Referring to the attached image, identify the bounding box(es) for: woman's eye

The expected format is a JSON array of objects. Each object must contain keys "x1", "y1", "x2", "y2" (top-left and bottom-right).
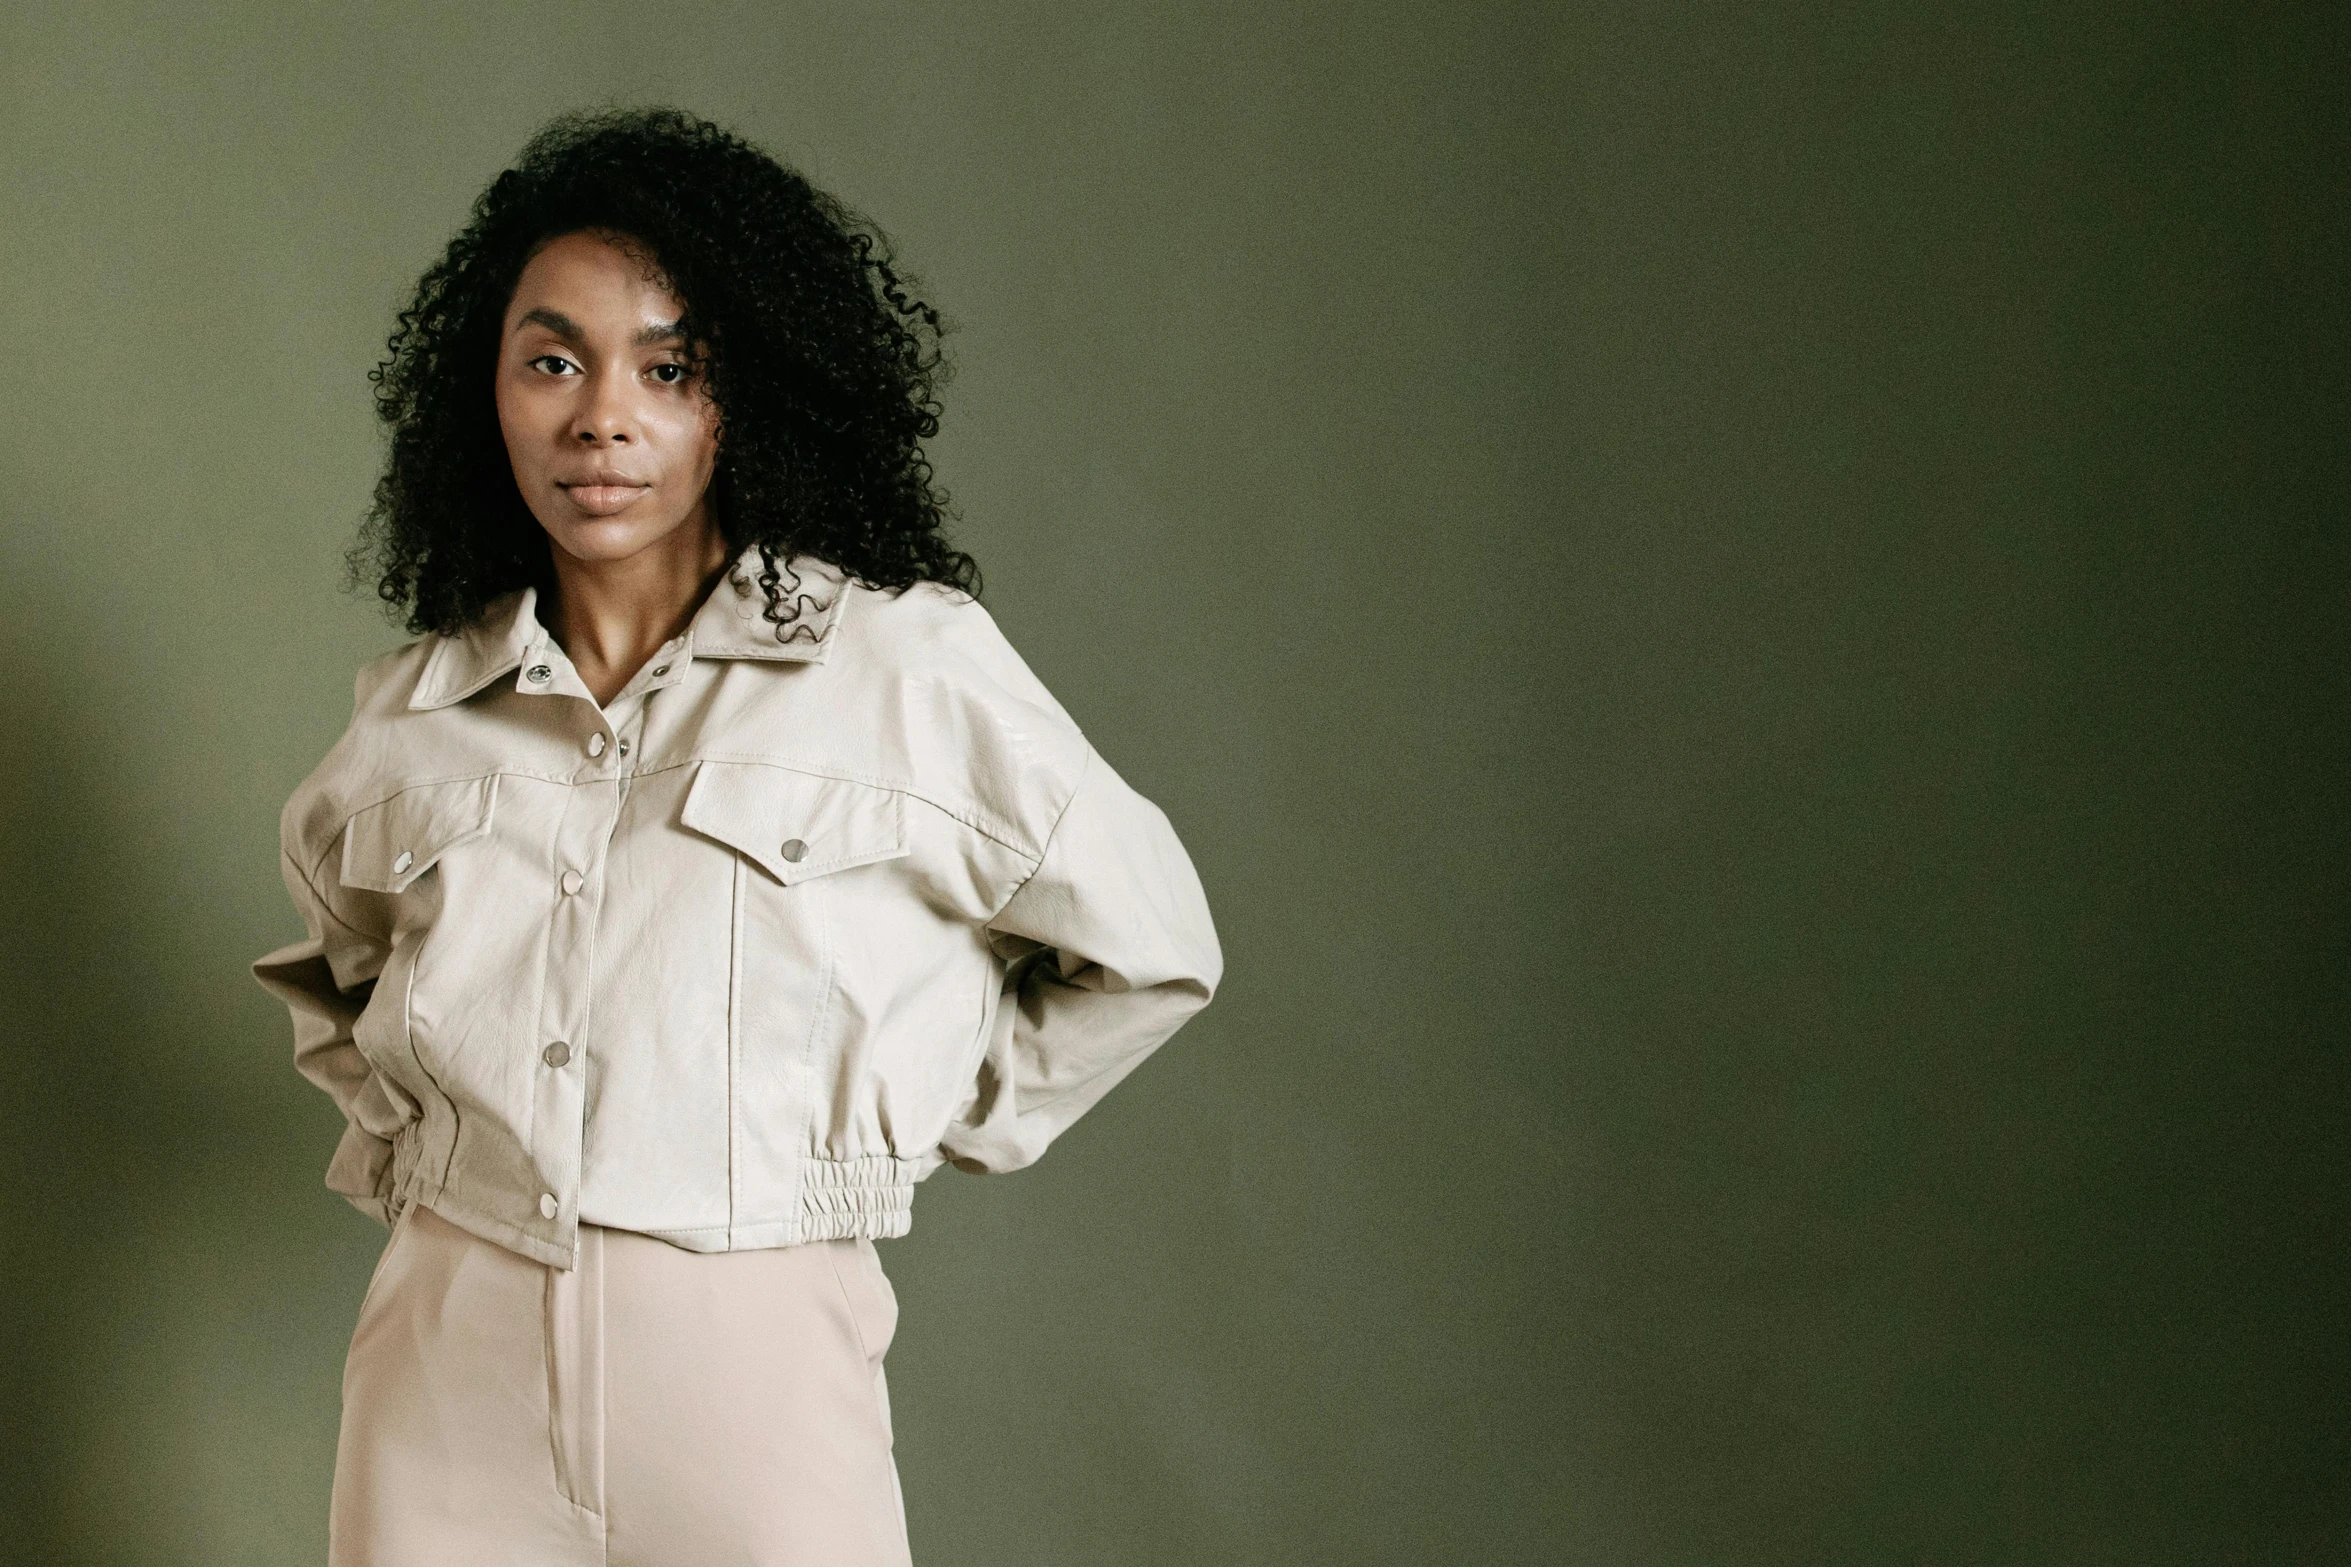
[
  {"x1": 649, "y1": 363, "x2": 687, "y2": 385},
  {"x1": 530, "y1": 355, "x2": 576, "y2": 375}
]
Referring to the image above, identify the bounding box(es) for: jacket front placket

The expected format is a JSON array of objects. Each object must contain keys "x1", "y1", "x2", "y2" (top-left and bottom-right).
[{"x1": 517, "y1": 643, "x2": 625, "y2": 1265}]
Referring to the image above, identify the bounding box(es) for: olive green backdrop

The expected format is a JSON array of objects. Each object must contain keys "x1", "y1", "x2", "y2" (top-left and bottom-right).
[{"x1": 2, "y1": 3, "x2": 2343, "y2": 1562}]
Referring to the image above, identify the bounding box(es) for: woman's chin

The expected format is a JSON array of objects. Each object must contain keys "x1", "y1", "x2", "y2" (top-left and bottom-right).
[{"x1": 540, "y1": 513, "x2": 680, "y2": 566}]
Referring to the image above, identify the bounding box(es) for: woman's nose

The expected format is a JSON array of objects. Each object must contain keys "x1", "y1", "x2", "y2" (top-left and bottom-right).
[{"x1": 573, "y1": 370, "x2": 637, "y2": 443}]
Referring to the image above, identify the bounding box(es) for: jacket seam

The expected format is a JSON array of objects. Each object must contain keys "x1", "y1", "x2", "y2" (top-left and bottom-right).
[
  {"x1": 902, "y1": 791, "x2": 1040, "y2": 864},
  {"x1": 690, "y1": 751, "x2": 1050, "y2": 861},
  {"x1": 298, "y1": 771, "x2": 506, "y2": 888},
  {"x1": 789, "y1": 872, "x2": 841, "y2": 1245},
  {"x1": 401, "y1": 883, "x2": 461, "y2": 1196},
  {"x1": 314, "y1": 759, "x2": 1054, "y2": 868},
  {"x1": 287, "y1": 844, "x2": 376, "y2": 953},
  {"x1": 726, "y1": 856, "x2": 745, "y2": 1238},
  {"x1": 985, "y1": 743, "x2": 1098, "y2": 923}
]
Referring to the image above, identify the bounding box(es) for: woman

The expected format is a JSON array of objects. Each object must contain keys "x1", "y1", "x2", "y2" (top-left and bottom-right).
[{"x1": 252, "y1": 108, "x2": 1220, "y2": 1566}]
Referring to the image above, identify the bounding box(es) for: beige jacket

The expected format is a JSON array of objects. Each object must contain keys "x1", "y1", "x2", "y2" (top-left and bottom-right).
[{"x1": 253, "y1": 551, "x2": 1219, "y2": 1268}]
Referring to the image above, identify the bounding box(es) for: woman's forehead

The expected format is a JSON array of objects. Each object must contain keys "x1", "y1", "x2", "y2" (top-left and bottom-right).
[{"x1": 508, "y1": 230, "x2": 685, "y2": 330}]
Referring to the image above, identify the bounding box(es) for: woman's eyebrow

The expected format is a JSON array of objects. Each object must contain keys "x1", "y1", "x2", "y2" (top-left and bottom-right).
[
  {"x1": 516, "y1": 307, "x2": 581, "y2": 337},
  {"x1": 512, "y1": 308, "x2": 681, "y2": 345}
]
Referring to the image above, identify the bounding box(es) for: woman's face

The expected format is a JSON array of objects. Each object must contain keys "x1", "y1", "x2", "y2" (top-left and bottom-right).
[{"x1": 495, "y1": 230, "x2": 721, "y2": 568}]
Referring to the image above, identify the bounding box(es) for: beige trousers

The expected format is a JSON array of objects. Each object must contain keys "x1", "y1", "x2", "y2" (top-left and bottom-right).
[{"x1": 330, "y1": 1203, "x2": 913, "y2": 1566}]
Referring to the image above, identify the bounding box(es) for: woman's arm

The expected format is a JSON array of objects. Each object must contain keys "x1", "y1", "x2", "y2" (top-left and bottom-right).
[
  {"x1": 252, "y1": 848, "x2": 417, "y2": 1225},
  {"x1": 934, "y1": 745, "x2": 1222, "y2": 1175}
]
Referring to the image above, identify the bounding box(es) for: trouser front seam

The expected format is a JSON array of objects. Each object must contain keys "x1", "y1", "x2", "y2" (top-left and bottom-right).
[{"x1": 545, "y1": 1223, "x2": 608, "y2": 1525}]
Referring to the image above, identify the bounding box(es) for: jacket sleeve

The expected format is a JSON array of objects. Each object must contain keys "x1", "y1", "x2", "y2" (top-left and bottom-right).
[
  {"x1": 932, "y1": 746, "x2": 1221, "y2": 1175},
  {"x1": 251, "y1": 847, "x2": 417, "y2": 1226}
]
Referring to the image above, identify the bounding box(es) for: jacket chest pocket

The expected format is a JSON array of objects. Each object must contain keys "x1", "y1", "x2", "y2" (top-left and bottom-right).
[
  {"x1": 681, "y1": 762, "x2": 909, "y2": 887},
  {"x1": 339, "y1": 775, "x2": 500, "y2": 895}
]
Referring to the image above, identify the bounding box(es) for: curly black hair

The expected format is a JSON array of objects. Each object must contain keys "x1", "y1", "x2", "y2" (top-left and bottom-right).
[{"x1": 353, "y1": 107, "x2": 976, "y2": 638}]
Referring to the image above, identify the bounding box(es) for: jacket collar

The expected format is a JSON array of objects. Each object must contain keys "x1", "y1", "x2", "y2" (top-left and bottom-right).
[{"x1": 408, "y1": 548, "x2": 847, "y2": 711}]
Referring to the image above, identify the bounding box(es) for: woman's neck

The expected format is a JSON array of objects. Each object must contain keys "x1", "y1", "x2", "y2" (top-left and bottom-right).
[{"x1": 542, "y1": 519, "x2": 732, "y2": 707}]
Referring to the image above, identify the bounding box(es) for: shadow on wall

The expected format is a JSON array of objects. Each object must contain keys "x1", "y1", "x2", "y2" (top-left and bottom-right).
[{"x1": 0, "y1": 544, "x2": 374, "y2": 1564}]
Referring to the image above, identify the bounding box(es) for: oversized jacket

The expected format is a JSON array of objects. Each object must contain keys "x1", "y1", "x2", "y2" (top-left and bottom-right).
[{"x1": 252, "y1": 550, "x2": 1220, "y2": 1269}]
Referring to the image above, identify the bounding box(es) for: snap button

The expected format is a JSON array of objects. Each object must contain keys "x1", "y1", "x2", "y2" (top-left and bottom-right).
[
  {"x1": 526, "y1": 664, "x2": 552, "y2": 684},
  {"x1": 542, "y1": 1041, "x2": 571, "y2": 1068},
  {"x1": 587, "y1": 733, "x2": 607, "y2": 757},
  {"x1": 780, "y1": 838, "x2": 808, "y2": 863},
  {"x1": 560, "y1": 870, "x2": 584, "y2": 896},
  {"x1": 539, "y1": 1193, "x2": 559, "y2": 1219},
  {"x1": 392, "y1": 851, "x2": 413, "y2": 874},
  {"x1": 617, "y1": 740, "x2": 631, "y2": 758},
  {"x1": 652, "y1": 665, "x2": 669, "y2": 677}
]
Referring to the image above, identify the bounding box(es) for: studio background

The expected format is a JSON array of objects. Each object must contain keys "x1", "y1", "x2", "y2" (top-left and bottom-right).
[{"x1": 2, "y1": 4, "x2": 2344, "y2": 1563}]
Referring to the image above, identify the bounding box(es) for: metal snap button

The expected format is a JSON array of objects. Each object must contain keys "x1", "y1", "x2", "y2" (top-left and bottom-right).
[
  {"x1": 587, "y1": 733, "x2": 607, "y2": 757},
  {"x1": 780, "y1": 838, "x2": 808, "y2": 863},
  {"x1": 542, "y1": 1041, "x2": 571, "y2": 1068},
  {"x1": 651, "y1": 665, "x2": 669, "y2": 677},
  {"x1": 540, "y1": 1193, "x2": 559, "y2": 1219},
  {"x1": 526, "y1": 664, "x2": 552, "y2": 684},
  {"x1": 560, "y1": 870, "x2": 584, "y2": 896},
  {"x1": 392, "y1": 851, "x2": 413, "y2": 874}
]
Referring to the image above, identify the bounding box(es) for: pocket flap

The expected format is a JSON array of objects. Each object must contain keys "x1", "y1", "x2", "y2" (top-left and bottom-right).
[
  {"x1": 340, "y1": 775, "x2": 499, "y2": 894},
  {"x1": 682, "y1": 761, "x2": 908, "y2": 886}
]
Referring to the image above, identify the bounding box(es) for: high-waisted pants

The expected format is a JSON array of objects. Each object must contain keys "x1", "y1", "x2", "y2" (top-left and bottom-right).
[{"x1": 329, "y1": 1202, "x2": 914, "y2": 1566}]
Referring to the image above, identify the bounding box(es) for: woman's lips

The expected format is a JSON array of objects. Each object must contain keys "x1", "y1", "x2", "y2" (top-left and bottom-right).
[{"x1": 561, "y1": 483, "x2": 650, "y2": 517}]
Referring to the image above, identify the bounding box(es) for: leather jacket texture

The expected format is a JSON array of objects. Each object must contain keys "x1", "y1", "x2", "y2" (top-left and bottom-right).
[{"x1": 253, "y1": 550, "x2": 1220, "y2": 1268}]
